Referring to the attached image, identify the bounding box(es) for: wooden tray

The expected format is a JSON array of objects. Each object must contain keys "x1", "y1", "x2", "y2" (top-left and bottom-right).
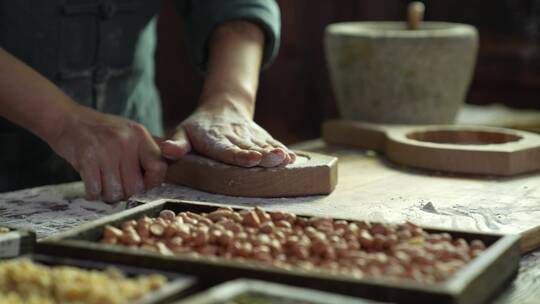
[
  {"x1": 38, "y1": 200, "x2": 520, "y2": 304},
  {"x1": 0, "y1": 226, "x2": 36, "y2": 258},
  {"x1": 6, "y1": 254, "x2": 198, "y2": 304},
  {"x1": 175, "y1": 279, "x2": 377, "y2": 304}
]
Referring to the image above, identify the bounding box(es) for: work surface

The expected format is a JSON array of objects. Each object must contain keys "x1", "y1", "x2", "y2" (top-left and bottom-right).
[{"x1": 1, "y1": 140, "x2": 539, "y2": 303}]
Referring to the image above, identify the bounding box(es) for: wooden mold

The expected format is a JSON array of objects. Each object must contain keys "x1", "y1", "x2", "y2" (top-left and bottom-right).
[
  {"x1": 38, "y1": 200, "x2": 520, "y2": 304},
  {"x1": 323, "y1": 120, "x2": 540, "y2": 176},
  {"x1": 165, "y1": 151, "x2": 338, "y2": 197}
]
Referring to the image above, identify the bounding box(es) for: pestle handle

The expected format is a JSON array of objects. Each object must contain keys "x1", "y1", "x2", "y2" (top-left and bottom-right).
[{"x1": 407, "y1": 1, "x2": 425, "y2": 30}]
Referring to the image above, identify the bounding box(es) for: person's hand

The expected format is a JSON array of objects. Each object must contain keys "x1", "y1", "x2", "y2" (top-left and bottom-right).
[
  {"x1": 48, "y1": 104, "x2": 167, "y2": 202},
  {"x1": 160, "y1": 102, "x2": 296, "y2": 168},
  {"x1": 160, "y1": 20, "x2": 295, "y2": 168}
]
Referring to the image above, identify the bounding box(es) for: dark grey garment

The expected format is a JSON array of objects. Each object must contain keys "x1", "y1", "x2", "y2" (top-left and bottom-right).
[{"x1": 0, "y1": 0, "x2": 281, "y2": 192}]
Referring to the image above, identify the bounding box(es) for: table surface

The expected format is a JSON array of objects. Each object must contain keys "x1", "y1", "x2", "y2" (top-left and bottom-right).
[{"x1": 1, "y1": 138, "x2": 540, "y2": 303}]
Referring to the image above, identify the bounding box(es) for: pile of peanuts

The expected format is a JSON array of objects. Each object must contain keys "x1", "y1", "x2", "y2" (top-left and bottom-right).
[
  {"x1": 0, "y1": 259, "x2": 166, "y2": 304},
  {"x1": 101, "y1": 207, "x2": 487, "y2": 283}
]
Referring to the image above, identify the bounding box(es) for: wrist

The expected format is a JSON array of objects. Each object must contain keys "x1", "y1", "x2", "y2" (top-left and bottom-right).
[
  {"x1": 35, "y1": 100, "x2": 81, "y2": 145},
  {"x1": 198, "y1": 89, "x2": 255, "y2": 118}
]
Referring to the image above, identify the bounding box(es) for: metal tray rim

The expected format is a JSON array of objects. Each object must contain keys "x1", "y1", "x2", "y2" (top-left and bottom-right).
[{"x1": 38, "y1": 199, "x2": 521, "y2": 303}]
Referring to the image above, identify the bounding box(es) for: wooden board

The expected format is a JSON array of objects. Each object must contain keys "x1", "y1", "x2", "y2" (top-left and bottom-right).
[
  {"x1": 38, "y1": 200, "x2": 520, "y2": 304},
  {"x1": 322, "y1": 119, "x2": 540, "y2": 176},
  {"x1": 165, "y1": 151, "x2": 338, "y2": 197}
]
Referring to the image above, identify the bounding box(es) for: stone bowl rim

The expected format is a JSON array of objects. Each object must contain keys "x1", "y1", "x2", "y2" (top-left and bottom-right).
[{"x1": 325, "y1": 21, "x2": 477, "y2": 38}]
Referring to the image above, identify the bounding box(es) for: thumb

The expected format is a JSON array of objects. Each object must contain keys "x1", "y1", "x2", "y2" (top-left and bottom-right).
[{"x1": 160, "y1": 127, "x2": 192, "y2": 160}]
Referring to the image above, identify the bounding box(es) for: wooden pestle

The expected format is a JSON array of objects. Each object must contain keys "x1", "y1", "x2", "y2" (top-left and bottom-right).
[{"x1": 407, "y1": 1, "x2": 425, "y2": 30}]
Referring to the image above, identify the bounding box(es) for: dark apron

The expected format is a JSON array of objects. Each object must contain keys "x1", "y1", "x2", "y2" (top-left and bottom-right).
[{"x1": 0, "y1": 0, "x2": 161, "y2": 192}]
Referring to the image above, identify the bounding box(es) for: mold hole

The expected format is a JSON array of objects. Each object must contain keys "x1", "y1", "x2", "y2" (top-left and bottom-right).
[{"x1": 406, "y1": 130, "x2": 522, "y2": 145}]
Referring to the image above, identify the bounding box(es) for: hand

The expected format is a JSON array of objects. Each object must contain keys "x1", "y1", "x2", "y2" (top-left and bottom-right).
[
  {"x1": 159, "y1": 20, "x2": 294, "y2": 167},
  {"x1": 160, "y1": 103, "x2": 296, "y2": 168},
  {"x1": 48, "y1": 104, "x2": 167, "y2": 202}
]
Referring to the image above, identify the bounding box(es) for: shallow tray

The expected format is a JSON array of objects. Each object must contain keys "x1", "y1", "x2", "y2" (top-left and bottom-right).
[
  {"x1": 0, "y1": 226, "x2": 36, "y2": 258},
  {"x1": 175, "y1": 278, "x2": 378, "y2": 304},
  {"x1": 4, "y1": 253, "x2": 197, "y2": 304},
  {"x1": 38, "y1": 200, "x2": 520, "y2": 304}
]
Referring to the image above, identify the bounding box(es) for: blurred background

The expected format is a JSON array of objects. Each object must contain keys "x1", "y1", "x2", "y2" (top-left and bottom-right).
[{"x1": 156, "y1": 0, "x2": 540, "y2": 144}]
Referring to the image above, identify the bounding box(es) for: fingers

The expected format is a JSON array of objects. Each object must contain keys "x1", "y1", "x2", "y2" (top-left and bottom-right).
[
  {"x1": 100, "y1": 160, "x2": 124, "y2": 203},
  {"x1": 227, "y1": 135, "x2": 287, "y2": 167},
  {"x1": 136, "y1": 125, "x2": 167, "y2": 190},
  {"x1": 257, "y1": 148, "x2": 287, "y2": 167},
  {"x1": 119, "y1": 152, "x2": 145, "y2": 198},
  {"x1": 160, "y1": 128, "x2": 192, "y2": 160},
  {"x1": 79, "y1": 159, "x2": 101, "y2": 200},
  {"x1": 225, "y1": 135, "x2": 284, "y2": 167},
  {"x1": 266, "y1": 138, "x2": 296, "y2": 165},
  {"x1": 198, "y1": 135, "x2": 263, "y2": 167}
]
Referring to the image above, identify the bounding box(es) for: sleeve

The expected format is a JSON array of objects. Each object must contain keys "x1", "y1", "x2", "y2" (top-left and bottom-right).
[{"x1": 176, "y1": 0, "x2": 281, "y2": 71}]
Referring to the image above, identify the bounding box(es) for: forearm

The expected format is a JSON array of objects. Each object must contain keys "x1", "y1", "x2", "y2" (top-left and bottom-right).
[
  {"x1": 199, "y1": 20, "x2": 265, "y2": 117},
  {"x1": 0, "y1": 48, "x2": 77, "y2": 142}
]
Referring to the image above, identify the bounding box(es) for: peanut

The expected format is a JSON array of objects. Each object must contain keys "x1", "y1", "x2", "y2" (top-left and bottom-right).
[
  {"x1": 149, "y1": 223, "x2": 165, "y2": 237},
  {"x1": 242, "y1": 211, "x2": 261, "y2": 228},
  {"x1": 120, "y1": 226, "x2": 141, "y2": 246},
  {"x1": 121, "y1": 220, "x2": 137, "y2": 230},
  {"x1": 101, "y1": 207, "x2": 487, "y2": 283},
  {"x1": 159, "y1": 209, "x2": 176, "y2": 221},
  {"x1": 104, "y1": 225, "x2": 123, "y2": 239},
  {"x1": 254, "y1": 207, "x2": 272, "y2": 223}
]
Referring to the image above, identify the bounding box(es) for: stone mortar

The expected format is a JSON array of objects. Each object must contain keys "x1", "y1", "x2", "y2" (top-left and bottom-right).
[{"x1": 324, "y1": 21, "x2": 478, "y2": 124}]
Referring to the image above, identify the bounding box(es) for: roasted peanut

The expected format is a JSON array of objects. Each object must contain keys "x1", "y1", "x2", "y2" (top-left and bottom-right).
[
  {"x1": 358, "y1": 230, "x2": 374, "y2": 249},
  {"x1": 295, "y1": 217, "x2": 309, "y2": 227},
  {"x1": 121, "y1": 219, "x2": 137, "y2": 230},
  {"x1": 275, "y1": 220, "x2": 292, "y2": 229},
  {"x1": 310, "y1": 239, "x2": 327, "y2": 257},
  {"x1": 156, "y1": 242, "x2": 173, "y2": 255},
  {"x1": 141, "y1": 237, "x2": 156, "y2": 246},
  {"x1": 289, "y1": 244, "x2": 309, "y2": 259},
  {"x1": 370, "y1": 223, "x2": 388, "y2": 235},
  {"x1": 149, "y1": 223, "x2": 165, "y2": 237},
  {"x1": 218, "y1": 230, "x2": 234, "y2": 247},
  {"x1": 168, "y1": 236, "x2": 183, "y2": 247},
  {"x1": 155, "y1": 217, "x2": 168, "y2": 227},
  {"x1": 120, "y1": 226, "x2": 141, "y2": 246},
  {"x1": 104, "y1": 225, "x2": 123, "y2": 239},
  {"x1": 193, "y1": 229, "x2": 209, "y2": 247},
  {"x1": 260, "y1": 221, "x2": 275, "y2": 234},
  {"x1": 334, "y1": 220, "x2": 349, "y2": 230},
  {"x1": 470, "y1": 239, "x2": 486, "y2": 250},
  {"x1": 270, "y1": 211, "x2": 286, "y2": 221},
  {"x1": 102, "y1": 207, "x2": 487, "y2": 283},
  {"x1": 254, "y1": 207, "x2": 272, "y2": 223},
  {"x1": 197, "y1": 245, "x2": 218, "y2": 255},
  {"x1": 242, "y1": 211, "x2": 261, "y2": 228},
  {"x1": 159, "y1": 209, "x2": 176, "y2": 221}
]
